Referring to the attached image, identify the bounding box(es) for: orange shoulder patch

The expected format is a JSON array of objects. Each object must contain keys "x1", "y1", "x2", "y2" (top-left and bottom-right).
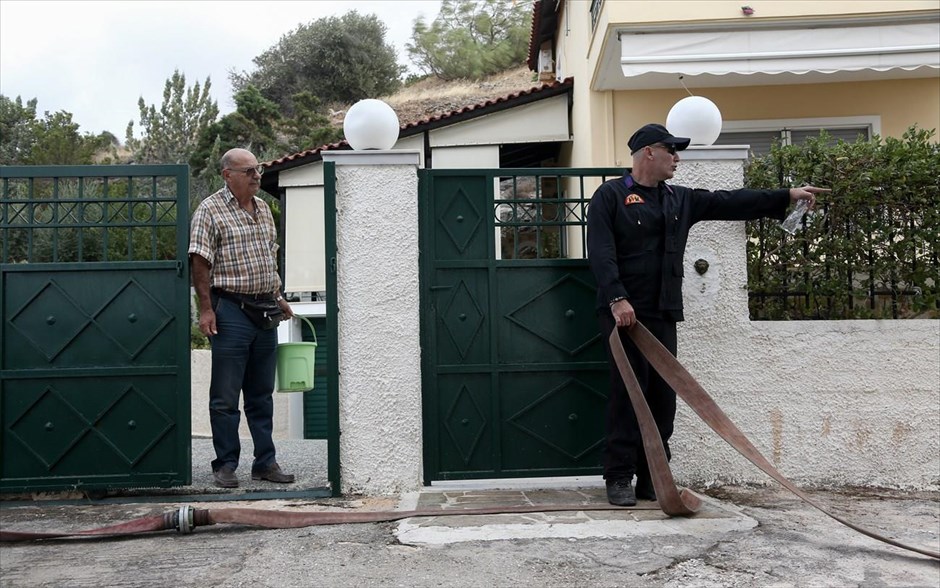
[{"x1": 624, "y1": 193, "x2": 645, "y2": 205}]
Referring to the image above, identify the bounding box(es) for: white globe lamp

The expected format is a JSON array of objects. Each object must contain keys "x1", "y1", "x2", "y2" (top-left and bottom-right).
[
  {"x1": 343, "y1": 99, "x2": 401, "y2": 150},
  {"x1": 666, "y1": 96, "x2": 722, "y2": 146}
]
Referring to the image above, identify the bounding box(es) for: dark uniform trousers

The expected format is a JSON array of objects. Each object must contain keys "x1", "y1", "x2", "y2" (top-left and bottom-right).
[{"x1": 597, "y1": 311, "x2": 677, "y2": 482}]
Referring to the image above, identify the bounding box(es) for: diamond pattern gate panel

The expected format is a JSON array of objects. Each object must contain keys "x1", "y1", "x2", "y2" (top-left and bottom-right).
[
  {"x1": 1, "y1": 166, "x2": 191, "y2": 492},
  {"x1": 419, "y1": 169, "x2": 625, "y2": 482}
]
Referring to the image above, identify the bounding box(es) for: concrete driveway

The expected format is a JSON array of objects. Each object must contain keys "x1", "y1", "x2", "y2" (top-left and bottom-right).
[{"x1": 1, "y1": 478, "x2": 937, "y2": 587}]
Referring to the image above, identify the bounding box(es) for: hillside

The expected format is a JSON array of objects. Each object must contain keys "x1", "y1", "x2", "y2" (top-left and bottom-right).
[{"x1": 328, "y1": 65, "x2": 541, "y2": 128}]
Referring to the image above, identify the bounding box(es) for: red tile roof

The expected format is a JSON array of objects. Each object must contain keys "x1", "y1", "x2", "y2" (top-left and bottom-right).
[
  {"x1": 262, "y1": 77, "x2": 573, "y2": 175},
  {"x1": 527, "y1": 0, "x2": 545, "y2": 71},
  {"x1": 398, "y1": 76, "x2": 572, "y2": 132},
  {"x1": 527, "y1": 0, "x2": 560, "y2": 72}
]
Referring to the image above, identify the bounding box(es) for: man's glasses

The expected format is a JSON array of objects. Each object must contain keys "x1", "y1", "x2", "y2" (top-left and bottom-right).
[
  {"x1": 652, "y1": 144, "x2": 677, "y2": 155},
  {"x1": 226, "y1": 165, "x2": 265, "y2": 176}
]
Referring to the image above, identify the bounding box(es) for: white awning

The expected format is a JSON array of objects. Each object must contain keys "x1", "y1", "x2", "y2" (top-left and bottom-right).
[{"x1": 620, "y1": 21, "x2": 940, "y2": 79}]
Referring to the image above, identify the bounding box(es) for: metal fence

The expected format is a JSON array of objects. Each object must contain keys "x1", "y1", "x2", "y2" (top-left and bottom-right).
[
  {"x1": 484, "y1": 168, "x2": 938, "y2": 320},
  {"x1": 746, "y1": 201, "x2": 939, "y2": 320},
  {"x1": 493, "y1": 168, "x2": 623, "y2": 261},
  {"x1": 2, "y1": 165, "x2": 187, "y2": 264}
]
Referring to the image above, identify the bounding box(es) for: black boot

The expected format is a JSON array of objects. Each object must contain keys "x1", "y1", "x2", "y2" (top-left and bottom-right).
[
  {"x1": 605, "y1": 478, "x2": 637, "y2": 506},
  {"x1": 635, "y1": 475, "x2": 656, "y2": 501}
]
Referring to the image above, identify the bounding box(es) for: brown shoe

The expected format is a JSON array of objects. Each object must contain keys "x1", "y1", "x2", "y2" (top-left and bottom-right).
[
  {"x1": 251, "y1": 462, "x2": 295, "y2": 483},
  {"x1": 213, "y1": 465, "x2": 238, "y2": 488}
]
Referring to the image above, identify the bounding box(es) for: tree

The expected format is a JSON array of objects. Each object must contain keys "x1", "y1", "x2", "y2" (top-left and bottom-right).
[
  {"x1": 407, "y1": 0, "x2": 533, "y2": 81},
  {"x1": 126, "y1": 70, "x2": 219, "y2": 164},
  {"x1": 29, "y1": 110, "x2": 106, "y2": 164},
  {"x1": 0, "y1": 95, "x2": 38, "y2": 164},
  {"x1": 1, "y1": 94, "x2": 107, "y2": 165},
  {"x1": 279, "y1": 91, "x2": 344, "y2": 154},
  {"x1": 230, "y1": 11, "x2": 403, "y2": 117},
  {"x1": 189, "y1": 84, "x2": 283, "y2": 178}
]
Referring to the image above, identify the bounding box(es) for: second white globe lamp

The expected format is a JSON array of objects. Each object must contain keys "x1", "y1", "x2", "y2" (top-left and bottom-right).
[{"x1": 666, "y1": 96, "x2": 722, "y2": 146}]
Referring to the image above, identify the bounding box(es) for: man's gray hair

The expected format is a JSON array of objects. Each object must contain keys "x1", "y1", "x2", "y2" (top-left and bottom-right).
[{"x1": 219, "y1": 147, "x2": 254, "y2": 172}]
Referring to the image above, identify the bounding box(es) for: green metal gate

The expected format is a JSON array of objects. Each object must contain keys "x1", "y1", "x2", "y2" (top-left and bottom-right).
[
  {"x1": 419, "y1": 168, "x2": 625, "y2": 481},
  {"x1": 301, "y1": 316, "x2": 328, "y2": 439},
  {"x1": 1, "y1": 165, "x2": 191, "y2": 492}
]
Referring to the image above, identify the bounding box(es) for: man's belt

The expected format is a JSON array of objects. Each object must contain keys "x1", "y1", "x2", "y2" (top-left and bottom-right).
[{"x1": 211, "y1": 288, "x2": 274, "y2": 302}]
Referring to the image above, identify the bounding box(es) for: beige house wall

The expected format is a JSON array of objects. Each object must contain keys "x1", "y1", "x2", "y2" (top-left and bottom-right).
[
  {"x1": 602, "y1": 1, "x2": 940, "y2": 23},
  {"x1": 555, "y1": 1, "x2": 939, "y2": 168},
  {"x1": 609, "y1": 77, "x2": 940, "y2": 165}
]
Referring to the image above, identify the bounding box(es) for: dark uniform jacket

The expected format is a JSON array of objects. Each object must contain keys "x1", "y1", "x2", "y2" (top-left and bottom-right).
[{"x1": 587, "y1": 174, "x2": 790, "y2": 321}]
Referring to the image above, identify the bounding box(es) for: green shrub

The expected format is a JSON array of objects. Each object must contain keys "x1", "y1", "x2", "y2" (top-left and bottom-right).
[
  {"x1": 191, "y1": 323, "x2": 210, "y2": 350},
  {"x1": 745, "y1": 126, "x2": 940, "y2": 320}
]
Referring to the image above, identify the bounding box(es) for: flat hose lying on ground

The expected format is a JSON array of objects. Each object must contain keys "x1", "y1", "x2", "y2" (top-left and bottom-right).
[
  {"x1": 0, "y1": 502, "x2": 658, "y2": 542},
  {"x1": 2, "y1": 321, "x2": 937, "y2": 560},
  {"x1": 611, "y1": 322, "x2": 939, "y2": 560}
]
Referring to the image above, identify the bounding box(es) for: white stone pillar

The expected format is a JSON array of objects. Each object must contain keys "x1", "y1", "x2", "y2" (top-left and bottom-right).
[
  {"x1": 321, "y1": 150, "x2": 423, "y2": 495},
  {"x1": 671, "y1": 145, "x2": 753, "y2": 330},
  {"x1": 669, "y1": 145, "x2": 769, "y2": 484}
]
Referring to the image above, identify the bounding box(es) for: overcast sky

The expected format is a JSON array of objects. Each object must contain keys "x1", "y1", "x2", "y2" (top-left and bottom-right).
[{"x1": 0, "y1": 0, "x2": 443, "y2": 139}]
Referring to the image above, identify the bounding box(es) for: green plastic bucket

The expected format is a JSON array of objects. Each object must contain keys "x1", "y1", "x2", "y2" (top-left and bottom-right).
[{"x1": 276, "y1": 316, "x2": 317, "y2": 392}]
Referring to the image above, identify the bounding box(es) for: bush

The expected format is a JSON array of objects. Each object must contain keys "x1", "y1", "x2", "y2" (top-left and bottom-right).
[
  {"x1": 191, "y1": 323, "x2": 210, "y2": 350},
  {"x1": 745, "y1": 126, "x2": 940, "y2": 320}
]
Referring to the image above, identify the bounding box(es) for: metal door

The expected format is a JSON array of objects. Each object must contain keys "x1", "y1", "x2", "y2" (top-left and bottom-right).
[
  {"x1": 419, "y1": 168, "x2": 624, "y2": 481},
  {"x1": 1, "y1": 165, "x2": 191, "y2": 492}
]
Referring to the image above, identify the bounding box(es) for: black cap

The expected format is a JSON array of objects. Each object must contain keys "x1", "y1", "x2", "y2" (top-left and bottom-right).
[{"x1": 628, "y1": 123, "x2": 691, "y2": 154}]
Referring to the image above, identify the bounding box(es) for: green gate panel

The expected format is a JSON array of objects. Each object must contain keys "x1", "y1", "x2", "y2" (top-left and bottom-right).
[
  {"x1": 431, "y1": 269, "x2": 491, "y2": 366},
  {"x1": 430, "y1": 175, "x2": 491, "y2": 262},
  {"x1": 434, "y1": 374, "x2": 494, "y2": 477},
  {"x1": 499, "y1": 370, "x2": 607, "y2": 475},
  {"x1": 1, "y1": 162, "x2": 191, "y2": 493},
  {"x1": 301, "y1": 316, "x2": 329, "y2": 439},
  {"x1": 496, "y1": 265, "x2": 604, "y2": 363},
  {"x1": 3, "y1": 375, "x2": 183, "y2": 483},
  {"x1": 420, "y1": 169, "x2": 614, "y2": 482},
  {"x1": 1, "y1": 264, "x2": 190, "y2": 491}
]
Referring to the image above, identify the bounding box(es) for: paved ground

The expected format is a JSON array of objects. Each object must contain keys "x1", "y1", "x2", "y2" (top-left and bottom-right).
[{"x1": 1, "y1": 439, "x2": 938, "y2": 587}]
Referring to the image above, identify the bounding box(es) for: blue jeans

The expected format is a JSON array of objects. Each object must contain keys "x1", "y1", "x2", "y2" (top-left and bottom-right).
[{"x1": 208, "y1": 294, "x2": 278, "y2": 473}]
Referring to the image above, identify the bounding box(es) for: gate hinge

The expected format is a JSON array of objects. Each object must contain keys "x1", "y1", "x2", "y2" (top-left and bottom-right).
[{"x1": 176, "y1": 260, "x2": 184, "y2": 277}]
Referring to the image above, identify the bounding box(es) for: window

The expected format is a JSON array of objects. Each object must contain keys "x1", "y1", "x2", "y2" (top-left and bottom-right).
[{"x1": 713, "y1": 117, "x2": 879, "y2": 157}]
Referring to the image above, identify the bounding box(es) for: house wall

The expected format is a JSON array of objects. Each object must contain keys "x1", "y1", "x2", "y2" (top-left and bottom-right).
[
  {"x1": 556, "y1": 0, "x2": 939, "y2": 169},
  {"x1": 608, "y1": 77, "x2": 940, "y2": 166},
  {"x1": 429, "y1": 96, "x2": 570, "y2": 147},
  {"x1": 602, "y1": 1, "x2": 939, "y2": 23}
]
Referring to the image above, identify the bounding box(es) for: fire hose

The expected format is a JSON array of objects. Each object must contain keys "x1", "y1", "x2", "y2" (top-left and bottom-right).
[{"x1": 1, "y1": 322, "x2": 937, "y2": 560}]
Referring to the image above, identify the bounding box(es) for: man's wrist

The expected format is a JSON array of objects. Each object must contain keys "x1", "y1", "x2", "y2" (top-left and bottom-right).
[
  {"x1": 609, "y1": 296, "x2": 627, "y2": 307},
  {"x1": 275, "y1": 293, "x2": 284, "y2": 302}
]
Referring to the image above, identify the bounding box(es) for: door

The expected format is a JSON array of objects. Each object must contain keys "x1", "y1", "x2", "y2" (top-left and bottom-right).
[
  {"x1": 419, "y1": 168, "x2": 624, "y2": 482},
  {"x1": 1, "y1": 165, "x2": 191, "y2": 492}
]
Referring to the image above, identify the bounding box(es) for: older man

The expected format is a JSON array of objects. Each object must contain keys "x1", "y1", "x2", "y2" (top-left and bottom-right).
[
  {"x1": 190, "y1": 148, "x2": 296, "y2": 488},
  {"x1": 587, "y1": 123, "x2": 828, "y2": 506}
]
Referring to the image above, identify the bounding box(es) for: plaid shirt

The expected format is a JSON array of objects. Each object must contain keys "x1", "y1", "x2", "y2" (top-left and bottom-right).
[{"x1": 188, "y1": 185, "x2": 282, "y2": 295}]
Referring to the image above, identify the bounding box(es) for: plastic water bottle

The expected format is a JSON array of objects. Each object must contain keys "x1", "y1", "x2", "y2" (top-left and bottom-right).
[{"x1": 779, "y1": 199, "x2": 811, "y2": 235}]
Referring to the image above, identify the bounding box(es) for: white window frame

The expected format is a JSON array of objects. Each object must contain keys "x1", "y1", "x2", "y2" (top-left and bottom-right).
[{"x1": 721, "y1": 115, "x2": 881, "y2": 144}]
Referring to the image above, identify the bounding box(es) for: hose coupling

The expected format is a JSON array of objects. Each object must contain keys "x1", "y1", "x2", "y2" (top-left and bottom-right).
[{"x1": 175, "y1": 505, "x2": 194, "y2": 534}]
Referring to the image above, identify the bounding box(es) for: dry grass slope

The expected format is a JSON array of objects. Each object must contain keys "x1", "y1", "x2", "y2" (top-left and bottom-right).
[{"x1": 328, "y1": 65, "x2": 541, "y2": 127}]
